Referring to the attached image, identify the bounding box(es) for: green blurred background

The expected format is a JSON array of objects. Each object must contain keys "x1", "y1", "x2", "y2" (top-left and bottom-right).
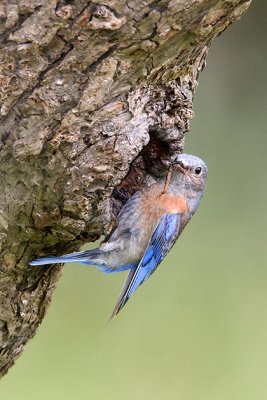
[{"x1": 2, "y1": 1, "x2": 267, "y2": 399}]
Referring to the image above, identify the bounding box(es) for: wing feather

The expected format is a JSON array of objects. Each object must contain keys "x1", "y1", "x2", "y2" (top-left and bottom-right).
[{"x1": 110, "y1": 213, "x2": 181, "y2": 318}]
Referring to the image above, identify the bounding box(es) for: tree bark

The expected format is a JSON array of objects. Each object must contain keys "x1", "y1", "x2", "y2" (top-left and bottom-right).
[{"x1": 0, "y1": 0, "x2": 250, "y2": 377}]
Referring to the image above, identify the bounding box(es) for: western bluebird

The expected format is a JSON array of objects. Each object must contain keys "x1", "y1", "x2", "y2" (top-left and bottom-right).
[{"x1": 30, "y1": 153, "x2": 208, "y2": 318}]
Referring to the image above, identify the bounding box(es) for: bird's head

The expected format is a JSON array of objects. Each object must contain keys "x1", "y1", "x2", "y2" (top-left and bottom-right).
[{"x1": 171, "y1": 153, "x2": 208, "y2": 198}]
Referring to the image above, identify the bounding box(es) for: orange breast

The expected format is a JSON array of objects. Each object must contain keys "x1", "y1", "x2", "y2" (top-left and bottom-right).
[
  {"x1": 139, "y1": 184, "x2": 188, "y2": 227},
  {"x1": 133, "y1": 184, "x2": 187, "y2": 246},
  {"x1": 156, "y1": 192, "x2": 188, "y2": 214}
]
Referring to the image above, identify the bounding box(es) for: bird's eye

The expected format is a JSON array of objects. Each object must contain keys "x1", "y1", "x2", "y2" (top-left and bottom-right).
[{"x1": 195, "y1": 167, "x2": 202, "y2": 175}]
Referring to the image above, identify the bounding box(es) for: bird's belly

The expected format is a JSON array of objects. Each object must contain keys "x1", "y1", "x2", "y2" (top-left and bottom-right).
[
  {"x1": 124, "y1": 236, "x2": 147, "y2": 263},
  {"x1": 103, "y1": 229, "x2": 151, "y2": 268},
  {"x1": 120, "y1": 223, "x2": 155, "y2": 264}
]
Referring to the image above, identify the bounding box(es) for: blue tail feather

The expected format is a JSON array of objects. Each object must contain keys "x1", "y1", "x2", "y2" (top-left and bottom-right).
[
  {"x1": 29, "y1": 248, "x2": 102, "y2": 266},
  {"x1": 29, "y1": 249, "x2": 134, "y2": 274}
]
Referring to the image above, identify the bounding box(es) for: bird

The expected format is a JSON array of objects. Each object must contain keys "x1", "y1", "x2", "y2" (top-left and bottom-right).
[{"x1": 30, "y1": 153, "x2": 208, "y2": 318}]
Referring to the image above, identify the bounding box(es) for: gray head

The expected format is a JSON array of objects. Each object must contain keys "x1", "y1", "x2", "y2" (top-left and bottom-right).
[{"x1": 170, "y1": 153, "x2": 208, "y2": 208}]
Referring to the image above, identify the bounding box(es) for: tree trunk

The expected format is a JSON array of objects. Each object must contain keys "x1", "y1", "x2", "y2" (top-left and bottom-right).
[{"x1": 0, "y1": 0, "x2": 250, "y2": 377}]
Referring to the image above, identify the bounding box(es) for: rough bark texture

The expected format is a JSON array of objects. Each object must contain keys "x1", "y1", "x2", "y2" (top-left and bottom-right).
[{"x1": 0, "y1": 0, "x2": 250, "y2": 377}]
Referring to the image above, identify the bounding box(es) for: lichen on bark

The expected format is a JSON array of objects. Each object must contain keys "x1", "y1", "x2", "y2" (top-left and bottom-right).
[{"x1": 0, "y1": 0, "x2": 251, "y2": 377}]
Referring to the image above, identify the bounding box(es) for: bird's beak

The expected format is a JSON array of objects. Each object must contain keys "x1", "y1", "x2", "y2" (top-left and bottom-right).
[{"x1": 172, "y1": 160, "x2": 187, "y2": 174}]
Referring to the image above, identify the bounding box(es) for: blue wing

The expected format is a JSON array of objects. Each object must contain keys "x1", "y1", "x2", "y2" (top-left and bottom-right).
[{"x1": 110, "y1": 213, "x2": 181, "y2": 318}]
